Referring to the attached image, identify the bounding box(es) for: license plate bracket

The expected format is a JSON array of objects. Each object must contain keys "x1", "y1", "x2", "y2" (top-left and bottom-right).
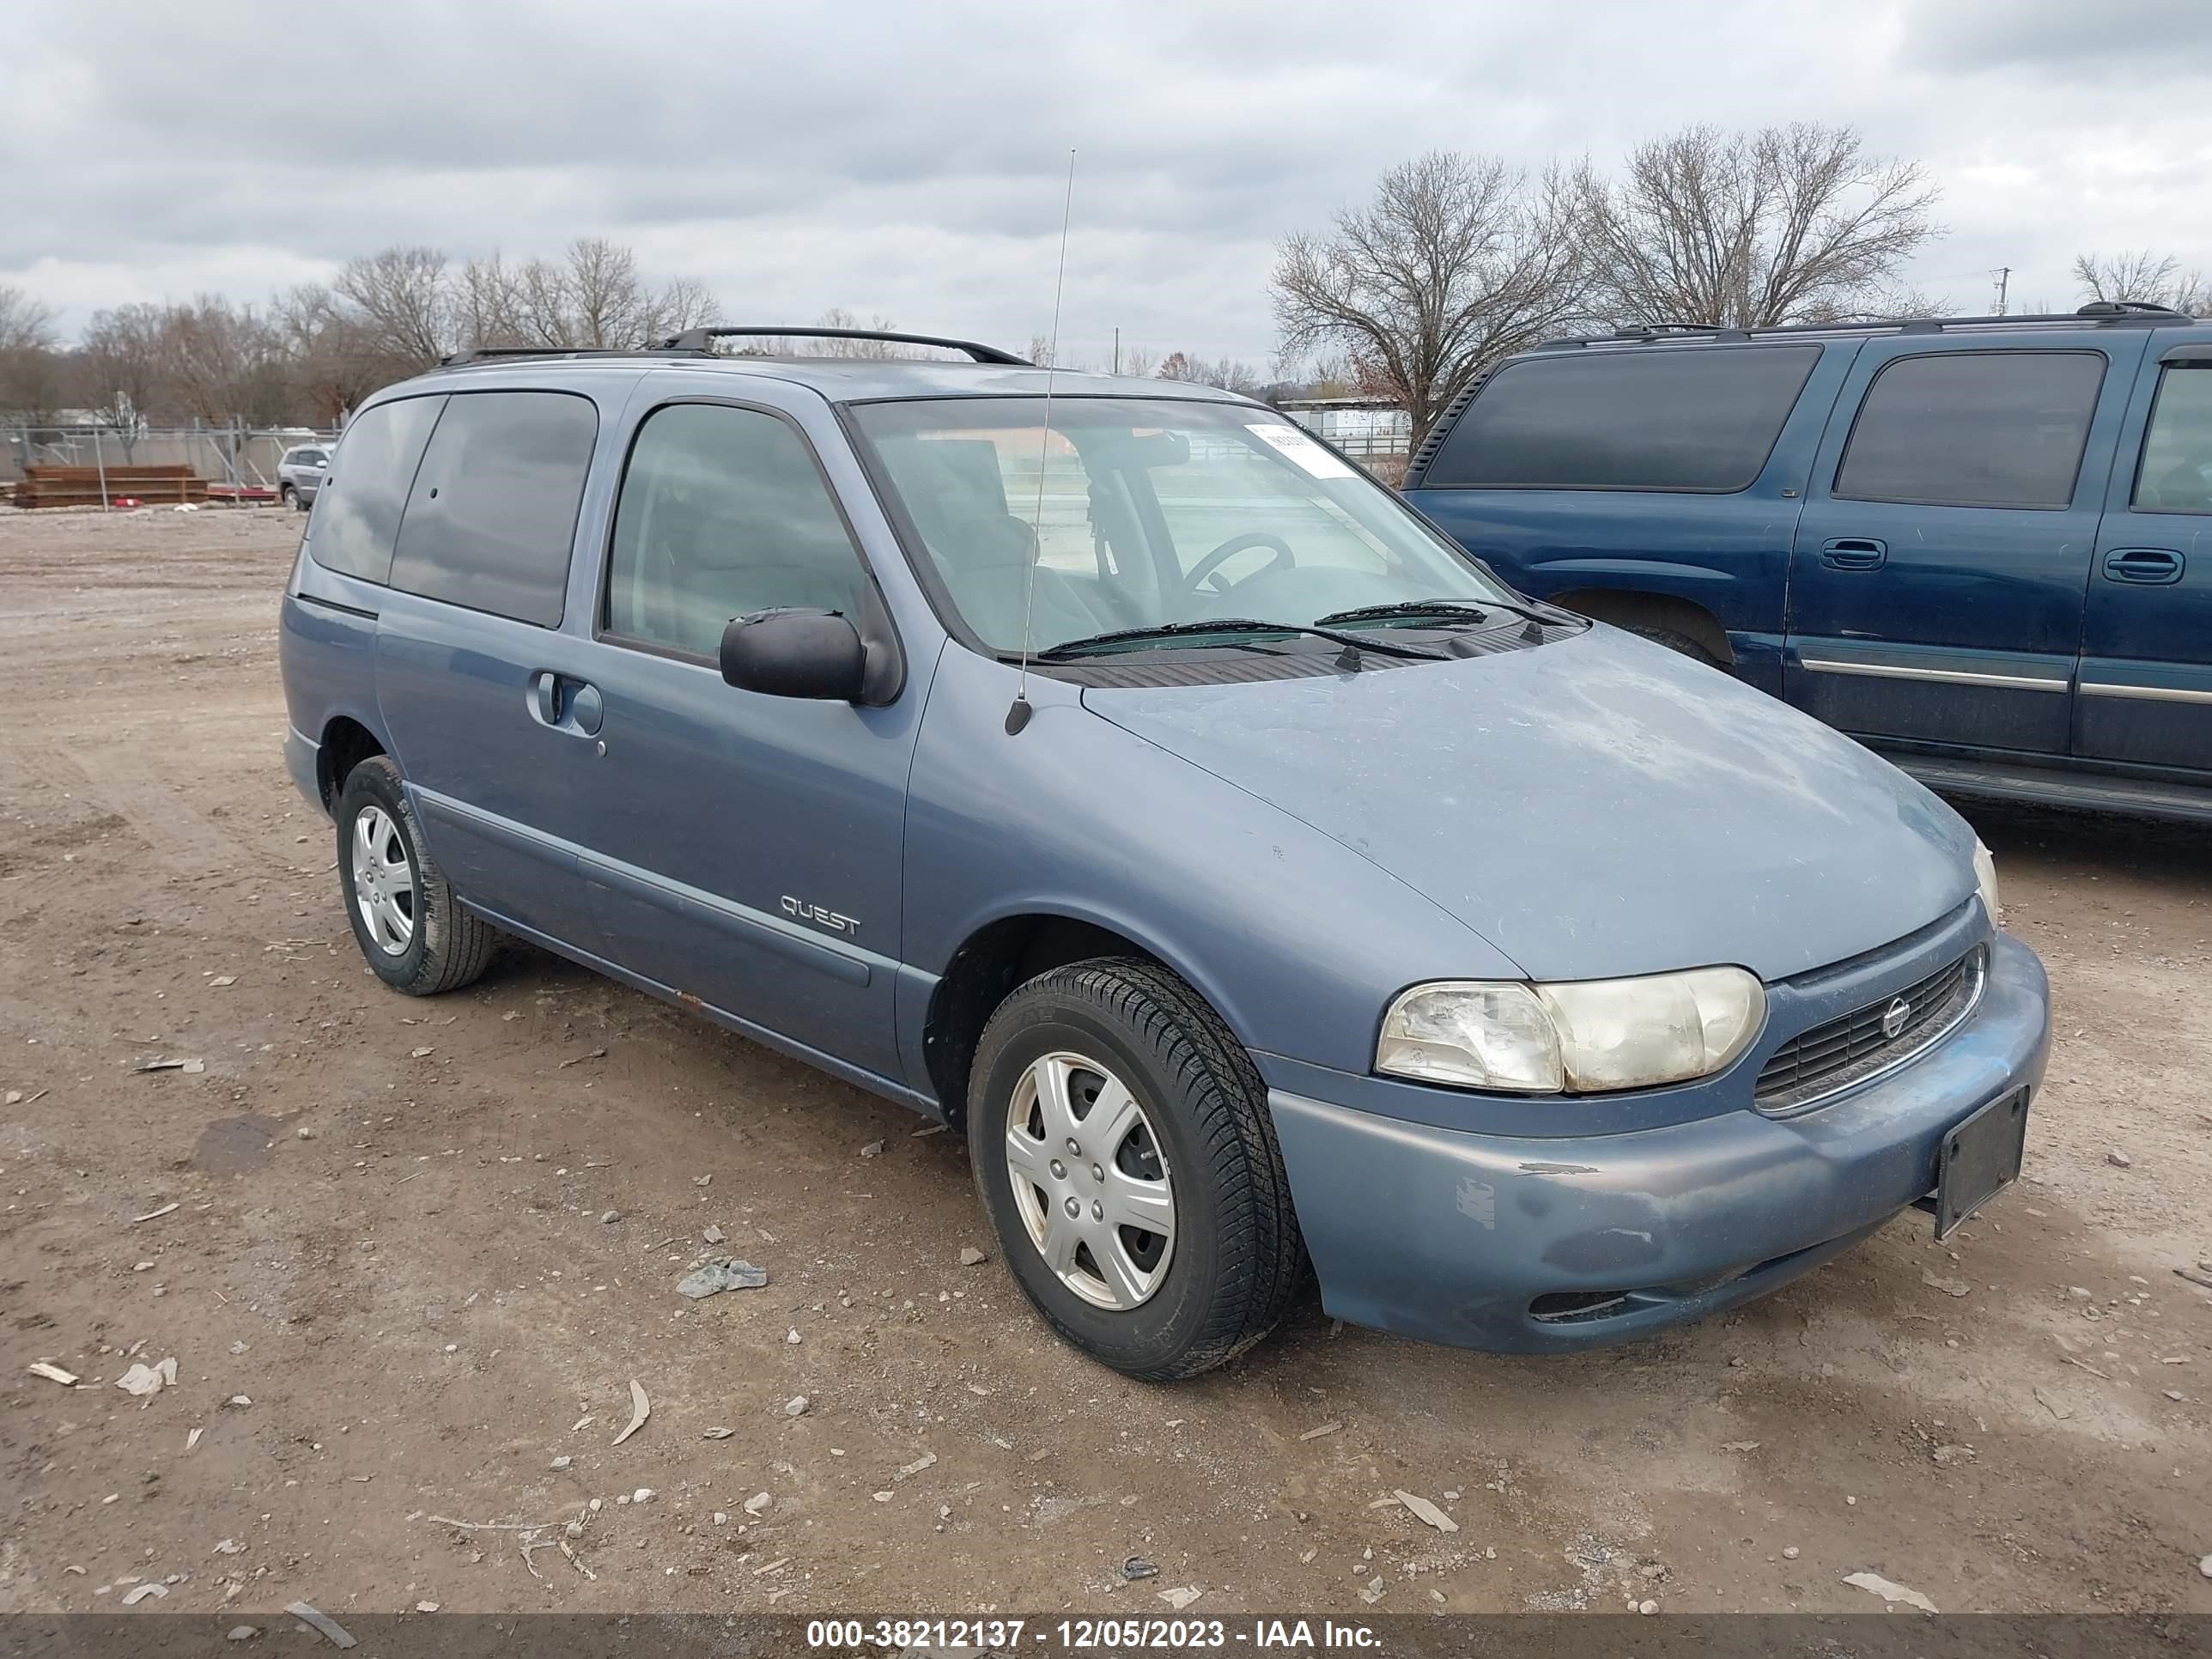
[{"x1": 1932, "y1": 1088, "x2": 2029, "y2": 1241}]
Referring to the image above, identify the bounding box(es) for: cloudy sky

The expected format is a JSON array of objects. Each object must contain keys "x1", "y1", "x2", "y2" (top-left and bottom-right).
[{"x1": 4, "y1": 0, "x2": 2208, "y2": 367}]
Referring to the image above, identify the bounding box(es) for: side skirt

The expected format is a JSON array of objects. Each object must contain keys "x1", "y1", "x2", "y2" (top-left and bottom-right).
[{"x1": 465, "y1": 901, "x2": 945, "y2": 1119}]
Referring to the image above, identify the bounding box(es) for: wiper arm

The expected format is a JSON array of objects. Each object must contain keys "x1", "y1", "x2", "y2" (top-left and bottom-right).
[
  {"x1": 1317, "y1": 597, "x2": 1583, "y2": 635},
  {"x1": 1315, "y1": 599, "x2": 1493, "y2": 628},
  {"x1": 1036, "y1": 617, "x2": 1448, "y2": 662}
]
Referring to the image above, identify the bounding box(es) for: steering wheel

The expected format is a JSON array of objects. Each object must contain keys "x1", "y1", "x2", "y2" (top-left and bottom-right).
[{"x1": 1184, "y1": 531, "x2": 1295, "y2": 595}]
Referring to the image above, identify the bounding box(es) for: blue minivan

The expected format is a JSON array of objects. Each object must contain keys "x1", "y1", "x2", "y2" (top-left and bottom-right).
[
  {"x1": 279, "y1": 325, "x2": 2049, "y2": 1378},
  {"x1": 1403, "y1": 301, "x2": 2212, "y2": 822}
]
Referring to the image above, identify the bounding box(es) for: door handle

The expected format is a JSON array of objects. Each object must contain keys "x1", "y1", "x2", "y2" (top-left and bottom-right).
[
  {"x1": 2103, "y1": 547, "x2": 2183, "y2": 586},
  {"x1": 530, "y1": 671, "x2": 604, "y2": 735},
  {"x1": 1820, "y1": 537, "x2": 1887, "y2": 571}
]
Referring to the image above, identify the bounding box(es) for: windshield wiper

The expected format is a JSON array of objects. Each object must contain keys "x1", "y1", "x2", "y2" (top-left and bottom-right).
[
  {"x1": 1316, "y1": 597, "x2": 1581, "y2": 635},
  {"x1": 1036, "y1": 617, "x2": 1448, "y2": 662},
  {"x1": 1315, "y1": 599, "x2": 1493, "y2": 629}
]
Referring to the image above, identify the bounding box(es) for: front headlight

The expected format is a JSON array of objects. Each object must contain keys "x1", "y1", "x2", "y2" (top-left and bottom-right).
[
  {"x1": 1377, "y1": 967, "x2": 1765, "y2": 1094},
  {"x1": 1972, "y1": 839, "x2": 2001, "y2": 922}
]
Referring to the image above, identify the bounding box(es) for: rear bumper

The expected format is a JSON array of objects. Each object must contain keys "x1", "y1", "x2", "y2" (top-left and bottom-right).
[
  {"x1": 1270, "y1": 933, "x2": 2050, "y2": 1352},
  {"x1": 285, "y1": 725, "x2": 324, "y2": 817}
]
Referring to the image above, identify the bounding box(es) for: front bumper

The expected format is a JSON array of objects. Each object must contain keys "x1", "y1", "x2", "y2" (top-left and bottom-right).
[{"x1": 1269, "y1": 933, "x2": 2050, "y2": 1352}]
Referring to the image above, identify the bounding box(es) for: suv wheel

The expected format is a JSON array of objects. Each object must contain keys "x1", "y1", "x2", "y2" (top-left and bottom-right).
[
  {"x1": 969, "y1": 958, "x2": 1304, "y2": 1380},
  {"x1": 1624, "y1": 623, "x2": 1724, "y2": 670},
  {"x1": 281, "y1": 483, "x2": 300, "y2": 511},
  {"x1": 334, "y1": 756, "x2": 495, "y2": 995}
]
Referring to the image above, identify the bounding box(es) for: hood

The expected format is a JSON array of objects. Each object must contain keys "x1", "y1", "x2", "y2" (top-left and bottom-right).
[{"x1": 1083, "y1": 626, "x2": 1976, "y2": 983}]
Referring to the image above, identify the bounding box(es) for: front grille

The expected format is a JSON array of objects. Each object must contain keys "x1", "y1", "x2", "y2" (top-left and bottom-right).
[{"x1": 1755, "y1": 945, "x2": 1986, "y2": 1113}]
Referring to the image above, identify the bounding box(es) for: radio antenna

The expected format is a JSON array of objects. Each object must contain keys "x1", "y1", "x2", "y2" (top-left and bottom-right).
[{"x1": 1006, "y1": 147, "x2": 1076, "y2": 737}]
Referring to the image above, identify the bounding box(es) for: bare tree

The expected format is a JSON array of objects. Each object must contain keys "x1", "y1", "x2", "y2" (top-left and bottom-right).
[
  {"x1": 274, "y1": 284, "x2": 387, "y2": 427},
  {"x1": 337, "y1": 246, "x2": 454, "y2": 369},
  {"x1": 459, "y1": 240, "x2": 722, "y2": 350},
  {"x1": 0, "y1": 283, "x2": 56, "y2": 353},
  {"x1": 2073, "y1": 251, "x2": 2209, "y2": 315},
  {"x1": 1155, "y1": 351, "x2": 1265, "y2": 396},
  {"x1": 80, "y1": 303, "x2": 168, "y2": 450},
  {"x1": 0, "y1": 283, "x2": 64, "y2": 421},
  {"x1": 1273, "y1": 151, "x2": 1593, "y2": 445},
  {"x1": 1583, "y1": 123, "x2": 1940, "y2": 328},
  {"x1": 155, "y1": 297, "x2": 286, "y2": 425}
]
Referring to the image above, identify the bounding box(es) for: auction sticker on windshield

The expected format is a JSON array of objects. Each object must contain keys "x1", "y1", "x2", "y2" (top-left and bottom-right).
[{"x1": 1245, "y1": 422, "x2": 1356, "y2": 478}]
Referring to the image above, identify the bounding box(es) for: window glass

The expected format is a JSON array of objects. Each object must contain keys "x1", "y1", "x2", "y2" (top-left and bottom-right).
[
  {"x1": 605, "y1": 404, "x2": 866, "y2": 657},
  {"x1": 307, "y1": 397, "x2": 444, "y2": 584},
  {"x1": 387, "y1": 391, "x2": 598, "y2": 627},
  {"x1": 1150, "y1": 431, "x2": 1398, "y2": 583},
  {"x1": 1420, "y1": 346, "x2": 1819, "y2": 491},
  {"x1": 853, "y1": 397, "x2": 1510, "y2": 654},
  {"x1": 2135, "y1": 368, "x2": 2212, "y2": 514},
  {"x1": 1836, "y1": 351, "x2": 2105, "y2": 509}
]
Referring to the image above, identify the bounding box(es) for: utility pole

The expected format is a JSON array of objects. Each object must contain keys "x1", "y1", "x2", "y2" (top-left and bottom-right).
[
  {"x1": 1112, "y1": 326, "x2": 1120, "y2": 376},
  {"x1": 1992, "y1": 266, "x2": 2011, "y2": 317}
]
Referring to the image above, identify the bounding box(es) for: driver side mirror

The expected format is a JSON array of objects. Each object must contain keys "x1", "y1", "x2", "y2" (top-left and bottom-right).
[{"x1": 720, "y1": 608, "x2": 868, "y2": 702}]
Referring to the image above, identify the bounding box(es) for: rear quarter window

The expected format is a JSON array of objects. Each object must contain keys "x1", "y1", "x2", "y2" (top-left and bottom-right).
[
  {"x1": 1420, "y1": 345, "x2": 1820, "y2": 492},
  {"x1": 386, "y1": 390, "x2": 599, "y2": 627},
  {"x1": 307, "y1": 397, "x2": 446, "y2": 584}
]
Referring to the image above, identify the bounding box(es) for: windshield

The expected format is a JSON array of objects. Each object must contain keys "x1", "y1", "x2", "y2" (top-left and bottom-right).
[{"x1": 850, "y1": 397, "x2": 1512, "y2": 654}]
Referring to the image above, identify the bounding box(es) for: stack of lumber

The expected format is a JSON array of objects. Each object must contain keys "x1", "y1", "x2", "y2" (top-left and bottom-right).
[{"x1": 10, "y1": 465, "x2": 210, "y2": 508}]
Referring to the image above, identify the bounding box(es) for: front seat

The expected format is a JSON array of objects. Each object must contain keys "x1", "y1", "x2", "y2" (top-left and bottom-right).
[{"x1": 933, "y1": 514, "x2": 1103, "y2": 653}]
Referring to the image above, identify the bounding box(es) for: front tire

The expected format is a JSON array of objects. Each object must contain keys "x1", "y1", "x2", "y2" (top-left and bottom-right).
[
  {"x1": 281, "y1": 483, "x2": 301, "y2": 511},
  {"x1": 969, "y1": 959, "x2": 1304, "y2": 1380},
  {"x1": 334, "y1": 756, "x2": 495, "y2": 995}
]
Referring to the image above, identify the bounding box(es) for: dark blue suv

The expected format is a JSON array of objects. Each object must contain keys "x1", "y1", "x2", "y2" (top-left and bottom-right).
[{"x1": 1403, "y1": 302, "x2": 2212, "y2": 822}]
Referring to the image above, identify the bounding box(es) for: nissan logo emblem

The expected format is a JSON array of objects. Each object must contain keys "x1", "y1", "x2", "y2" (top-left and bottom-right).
[{"x1": 1881, "y1": 997, "x2": 1912, "y2": 1039}]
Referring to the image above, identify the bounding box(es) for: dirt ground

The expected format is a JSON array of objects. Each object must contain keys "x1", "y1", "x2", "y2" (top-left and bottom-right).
[{"x1": 1, "y1": 505, "x2": 2209, "y2": 1626}]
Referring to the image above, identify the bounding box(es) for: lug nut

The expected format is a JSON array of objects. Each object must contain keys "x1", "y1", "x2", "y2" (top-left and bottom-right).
[
  {"x1": 1063, "y1": 1196, "x2": 1080, "y2": 1219},
  {"x1": 1049, "y1": 1159, "x2": 1065, "y2": 1180},
  {"x1": 1091, "y1": 1165, "x2": 1104, "y2": 1182},
  {"x1": 1066, "y1": 1138, "x2": 1080, "y2": 1156}
]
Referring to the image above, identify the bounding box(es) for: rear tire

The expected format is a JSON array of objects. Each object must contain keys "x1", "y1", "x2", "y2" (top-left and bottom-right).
[
  {"x1": 334, "y1": 756, "x2": 495, "y2": 996},
  {"x1": 1624, "y1": 623, "x2": 1725, "y2": 670},
  {"x1": 969, "y1": 958, "x2": 1304, "y2": 1381}
]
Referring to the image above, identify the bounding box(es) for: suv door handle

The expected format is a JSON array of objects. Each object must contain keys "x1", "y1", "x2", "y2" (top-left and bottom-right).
[
  {"x1": 530, "y1": 671, "x2": 604, "y2": 736},
  {"x1": 2103, "y1": 547, "x2": 2184, "y2": 585},
  {"x1": 1820, "y1": 537, "x2": 1887, "y2": 571}
]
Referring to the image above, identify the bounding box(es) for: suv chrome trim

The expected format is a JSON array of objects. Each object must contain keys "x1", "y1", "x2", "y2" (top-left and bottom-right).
[{"x1": 1797, "y1": 657, "x2": 2069, "y2": 692}]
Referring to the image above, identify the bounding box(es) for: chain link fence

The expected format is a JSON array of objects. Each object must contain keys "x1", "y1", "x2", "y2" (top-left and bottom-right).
[{"x1": 3, "y1": 424, "x2": 337, "y2": 498}]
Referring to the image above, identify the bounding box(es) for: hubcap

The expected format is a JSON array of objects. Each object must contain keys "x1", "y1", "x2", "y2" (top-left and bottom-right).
[
  {"x1": 1004, "y1": 1051, "x2": 1176, "y2": 1311},
  {"x1": 350, "y1": 805, "x2": 416, "y2": 957}
]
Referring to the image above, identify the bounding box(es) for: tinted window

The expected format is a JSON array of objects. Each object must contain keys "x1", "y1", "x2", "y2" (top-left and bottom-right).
[
  {"x1": 308, "y1": 397, "x2": 444, "y2": 584},
  {"x1": 1421, "y1": 346, "x2": 1820, "y2": 491},
  {"x1": 387, "y1": 391, "x2": 598, "y2": 627},
  {"x1": 604, "y1": 404, "x2": 865, "y2": 658},
  {"x1": 2135, "y1": 368, "x2": 2212, "y2": 514},
  {"x1": 1836, "y1": 351, "x2": 2105, "y2": 509}
]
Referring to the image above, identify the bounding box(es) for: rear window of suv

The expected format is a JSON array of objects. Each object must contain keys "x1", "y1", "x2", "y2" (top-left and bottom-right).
[
  {"x1": 1420, "y1": 344, "x2": 1820, "y2": 492},
  {"x1": 309, "y1": 397, "x2": 445, "y2": 584}
]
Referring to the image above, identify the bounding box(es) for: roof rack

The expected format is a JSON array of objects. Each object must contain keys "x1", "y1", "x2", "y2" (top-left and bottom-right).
[
  {"x1": 1537, "y1": 299, "x2": 2197, "y2": 351},
  {"x1": 437, "y1": 344, "x2": 708, "y2": 368},
  {"x1": 661, "y1": 325, "x2": 1031, "y2": 365}
]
